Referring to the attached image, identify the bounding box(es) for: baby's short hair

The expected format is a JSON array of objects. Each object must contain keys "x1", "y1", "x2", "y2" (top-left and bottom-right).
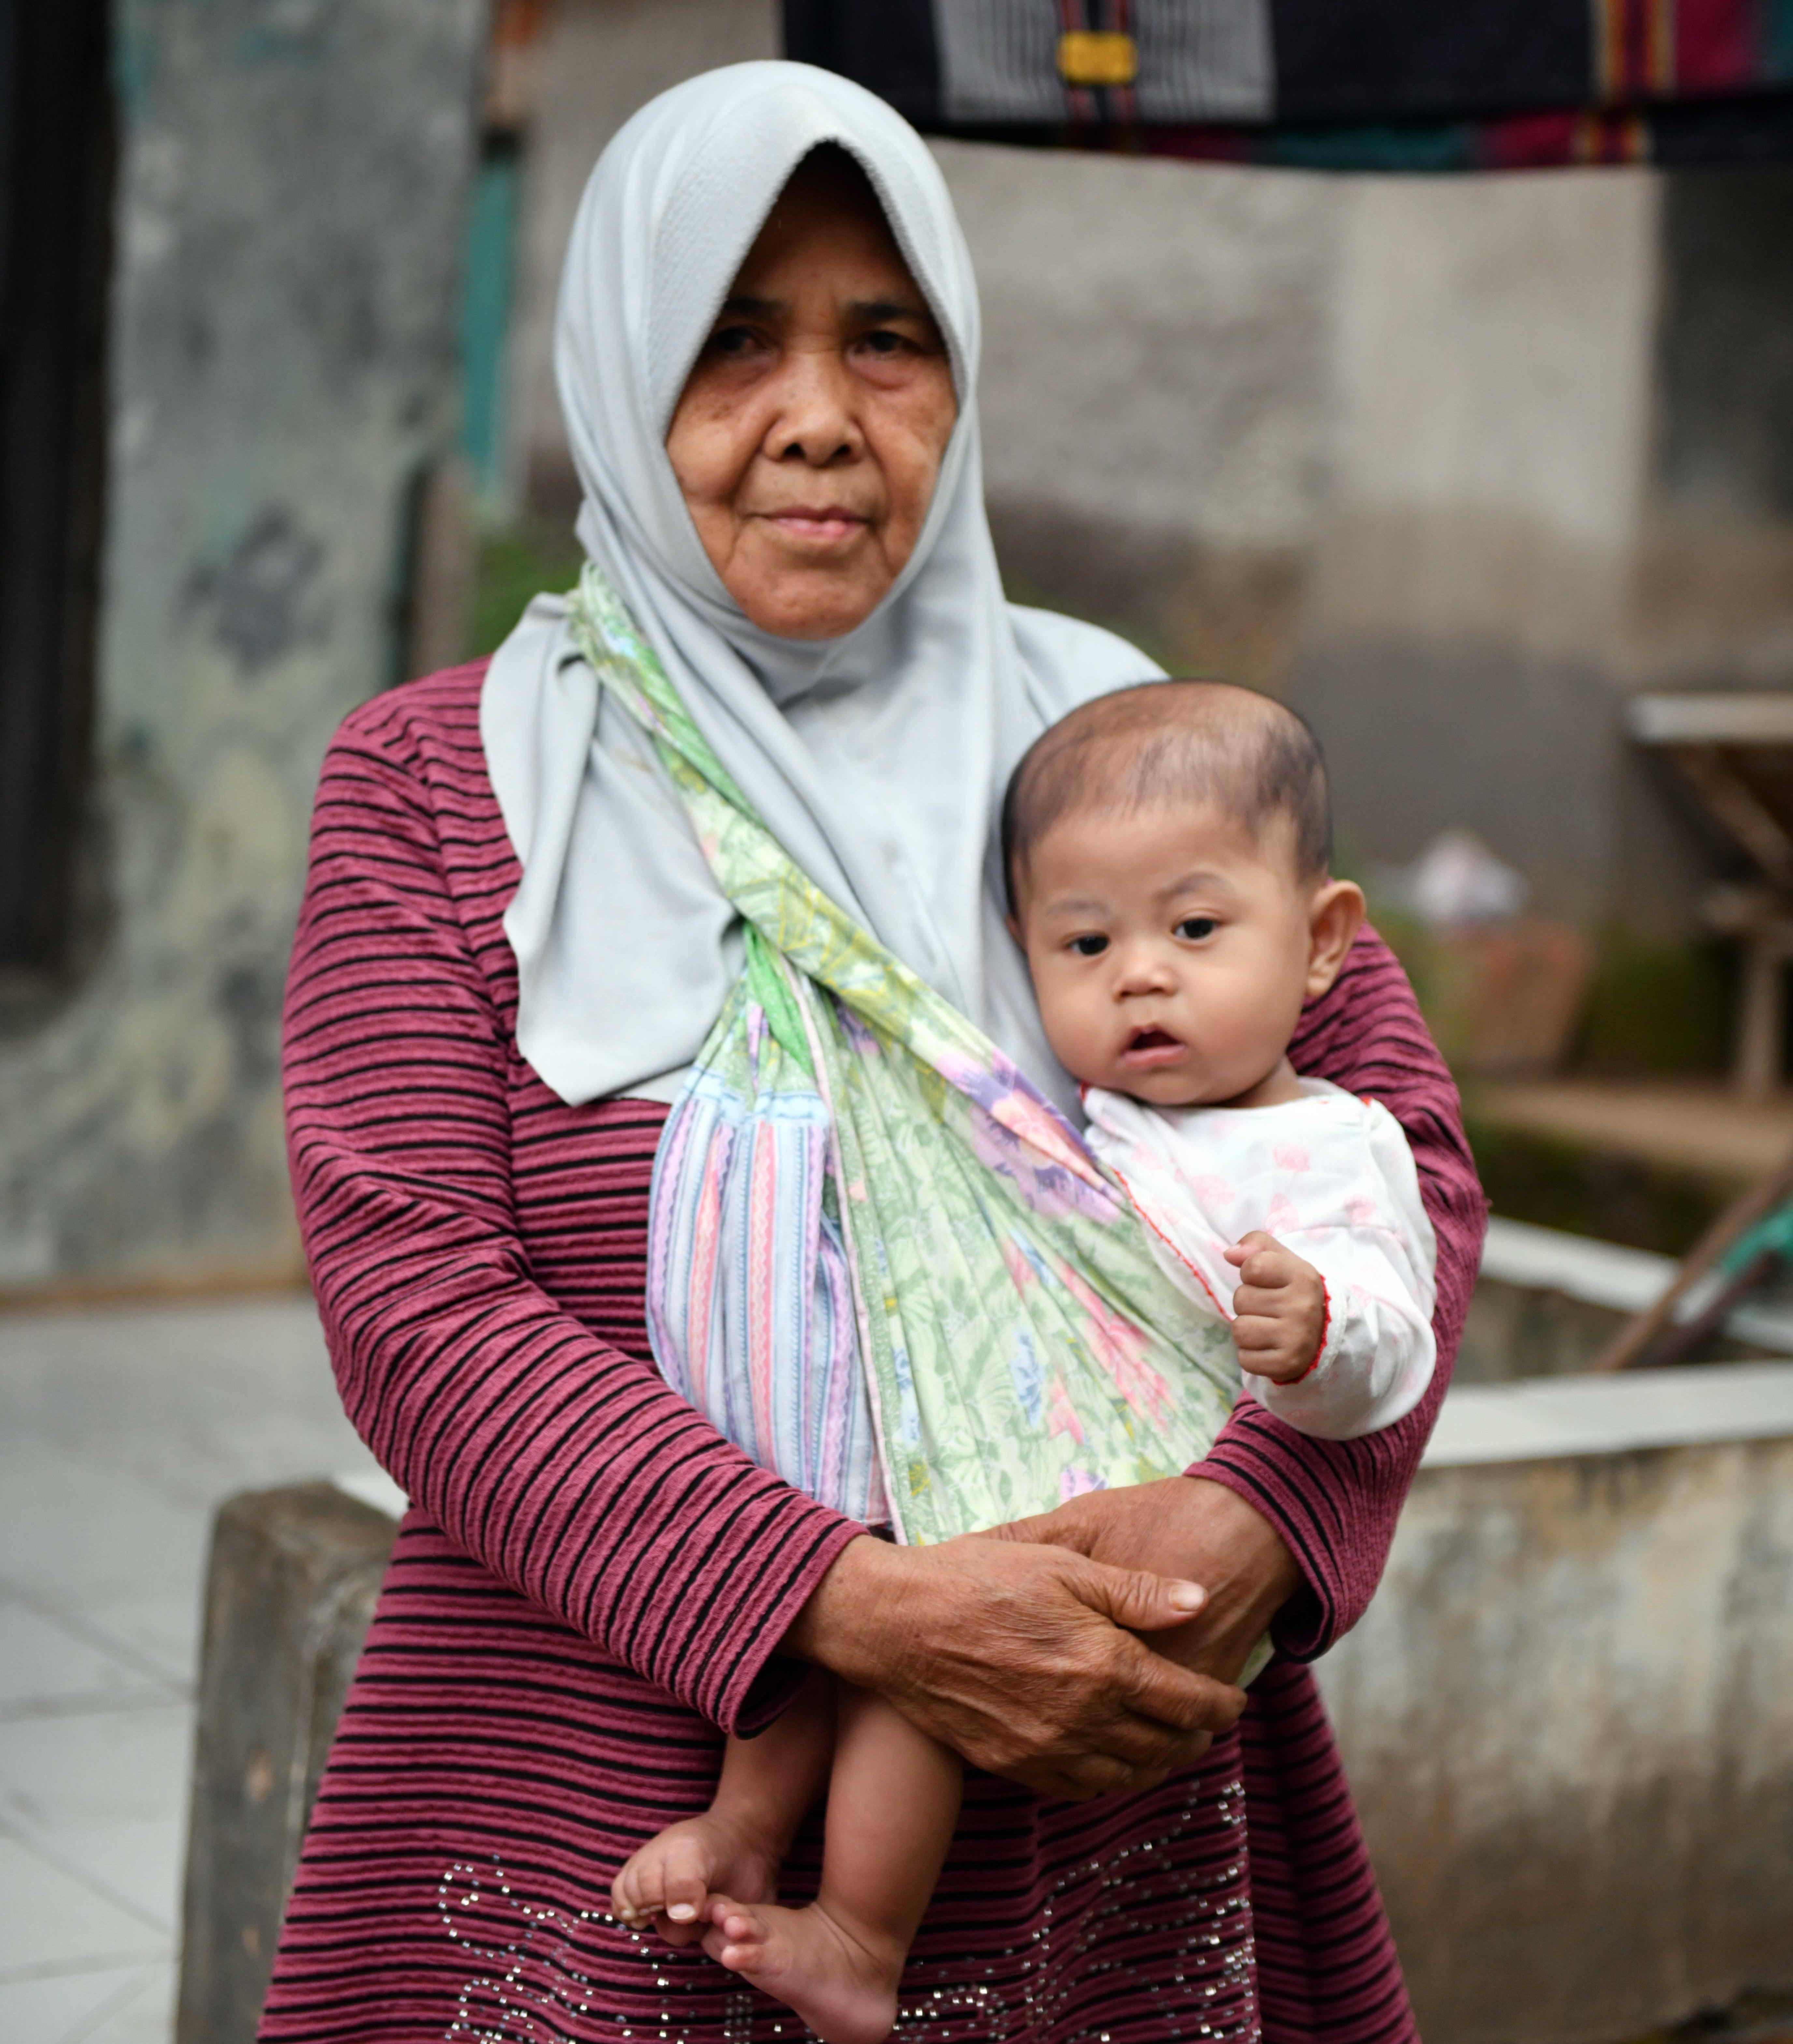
[{"x1": 1001, "y1": 679, "x2": 1332, "y2": 915}]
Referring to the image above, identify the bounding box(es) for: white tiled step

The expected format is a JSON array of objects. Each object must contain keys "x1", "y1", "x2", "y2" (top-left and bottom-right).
[{"x1": 1423, "y1": 1360, "x2": 1793, "y2": 1467}]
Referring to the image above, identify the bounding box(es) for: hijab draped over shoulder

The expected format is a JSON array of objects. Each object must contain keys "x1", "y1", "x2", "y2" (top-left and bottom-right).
[{"x1": 481, "y1": 60, "x2": 1160, "y2": 1113}]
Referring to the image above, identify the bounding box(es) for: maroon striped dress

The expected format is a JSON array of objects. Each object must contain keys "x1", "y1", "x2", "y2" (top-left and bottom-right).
[{"x1": 262, "y1": 663, "x2": 1485, "y2": 2044}]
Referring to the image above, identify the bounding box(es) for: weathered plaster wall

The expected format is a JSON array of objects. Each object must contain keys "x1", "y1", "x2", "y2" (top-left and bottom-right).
[
  {"x1": 0, "y1": 0, "x2": 485, "y2": 1288},
  {"x1": 1286, "y1": 169, "x2": 1689, "y2": 926},
  {"x1": 1320, "y1": 1428, "x2": 1793, "y2": 2043},
  {"x1": 937, "y1": 140, "x2": 1337, "y2": 692}
]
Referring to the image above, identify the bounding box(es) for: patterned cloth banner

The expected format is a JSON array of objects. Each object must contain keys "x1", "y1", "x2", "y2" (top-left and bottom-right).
[
  {"x1": 785, "y1": 0, "x2": 1793, "y2": 168},
  {"x1": 566, "y1": 567, "x2": 1240, "y2": 1550}
]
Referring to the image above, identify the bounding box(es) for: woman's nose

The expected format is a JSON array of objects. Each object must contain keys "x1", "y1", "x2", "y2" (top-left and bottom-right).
[{"x1": 764, "y1": 347, "x2": 863, "y2": 467}]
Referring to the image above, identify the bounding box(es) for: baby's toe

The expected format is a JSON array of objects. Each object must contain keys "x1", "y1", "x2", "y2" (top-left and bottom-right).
[
  {"x1": 710, "y1": 1898, "x2": 760, "y2": 1946},
  {"x1": 611, "y1": 1859, "x2": 650, "y2": 1924},
  {"x1": 659, "y1": 1837, "x2": 712, "y2": 1925}
]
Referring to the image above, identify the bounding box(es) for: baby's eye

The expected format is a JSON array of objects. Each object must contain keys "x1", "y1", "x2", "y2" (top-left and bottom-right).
[
  {"x1": 1069, "y1": 934, "x2": 1109, "y2": 958},
  {"x1": 1175, "y1": 916, "x2": 1217, "y2": 942}
]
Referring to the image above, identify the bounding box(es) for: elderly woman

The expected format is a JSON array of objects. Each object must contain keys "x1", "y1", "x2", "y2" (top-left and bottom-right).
[{"x1": 263, "y1": 62, "x2": 1483, "y2": 2044}]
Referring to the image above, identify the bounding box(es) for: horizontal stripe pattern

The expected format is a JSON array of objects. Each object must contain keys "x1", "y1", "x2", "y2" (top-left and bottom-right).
[{"x1": 263, "y1": 660, "x2": 1484, "y2": 2044}]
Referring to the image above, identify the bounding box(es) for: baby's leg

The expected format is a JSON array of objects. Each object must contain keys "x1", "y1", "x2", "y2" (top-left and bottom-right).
[
  {"x1": 703, "y1": 1687, "x2": 962, "y2": 2044},
  {"x1": 612, "y1": 1670, "x2": 834, "y2": 1945}
]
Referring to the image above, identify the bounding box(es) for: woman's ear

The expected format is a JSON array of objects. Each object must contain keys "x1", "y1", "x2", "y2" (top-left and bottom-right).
[{"x1": 1305, "y1": 879, "x2": 1365, "y2": 1001}]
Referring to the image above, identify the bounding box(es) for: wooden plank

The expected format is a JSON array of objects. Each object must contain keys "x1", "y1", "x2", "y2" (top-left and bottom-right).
[
  {"x1": 1591, "y1": 1144, "x2": 1793, "y2": 1370},
  {"x1": 1630, "y1": 692, "x2": 1793, "y2": 745},
  {"x1": 1671, "y1": 744, "x2": 1793, "y2": 889}
]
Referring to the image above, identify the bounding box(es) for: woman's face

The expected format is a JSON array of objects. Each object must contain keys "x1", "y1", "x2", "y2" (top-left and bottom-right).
[{"x1": 666, "y1": 157, "x2": 957, "y2": 641}]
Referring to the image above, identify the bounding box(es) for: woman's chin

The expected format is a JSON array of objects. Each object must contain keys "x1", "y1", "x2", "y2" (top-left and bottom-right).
[{"x1": 725, "y1": 561, "x2": 896, "y2": 642}]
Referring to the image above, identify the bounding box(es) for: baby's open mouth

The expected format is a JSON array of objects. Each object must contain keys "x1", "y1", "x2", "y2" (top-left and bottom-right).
[{"x1": 1122, "y1": 1026, "x2": 1185, "y2": 1066}]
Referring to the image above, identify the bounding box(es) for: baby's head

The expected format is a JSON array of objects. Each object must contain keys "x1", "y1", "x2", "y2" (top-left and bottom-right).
[{"x1": 1002, "y1": 680, "x2": 1365, "y2": 1110}]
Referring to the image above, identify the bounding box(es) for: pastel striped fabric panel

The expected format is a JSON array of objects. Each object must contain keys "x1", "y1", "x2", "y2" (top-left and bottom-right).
[{"x1": 646, "y1": 1063, "x2": 879, "y2": 1522}]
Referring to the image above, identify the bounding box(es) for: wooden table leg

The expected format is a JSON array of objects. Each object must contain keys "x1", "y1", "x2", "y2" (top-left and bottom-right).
[{"x1": 1736, "y1": 933, "x2": 1785, "y2": 1099}]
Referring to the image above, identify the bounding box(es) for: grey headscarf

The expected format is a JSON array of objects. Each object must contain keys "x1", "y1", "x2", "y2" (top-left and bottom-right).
[{"x1": 481, "y1": 61, "x2": 1160, "y2": 1112}]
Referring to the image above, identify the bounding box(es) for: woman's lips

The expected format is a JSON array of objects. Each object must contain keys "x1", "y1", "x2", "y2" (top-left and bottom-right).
[
  {"x1": 760, "y1": 508, "x2": 868, "y2": 545},
  {"x1": 1120, "y1": 1027, "x2": 1187, "y2": 1070}
]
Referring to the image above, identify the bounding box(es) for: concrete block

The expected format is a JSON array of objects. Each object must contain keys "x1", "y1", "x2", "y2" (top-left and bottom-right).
[
  {"x1": 174, "y1": 1482, "x2": 395, "y2": 2044},
  {"x1": 1322, "y1": 1366, "x2": 1793, "y2": 2044}
]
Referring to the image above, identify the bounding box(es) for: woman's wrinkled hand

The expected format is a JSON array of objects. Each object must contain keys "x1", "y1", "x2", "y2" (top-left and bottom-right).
[
  {"x1": 989, "y1": 1476, "x2": 1302, "y2": 1690},
  {"x1": 782, "y1": 1533, "x2": 1247, "y2": 1801}
]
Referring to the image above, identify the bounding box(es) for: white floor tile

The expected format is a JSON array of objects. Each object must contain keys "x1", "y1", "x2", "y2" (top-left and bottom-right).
[
  {"x1": 0, "y1": 1291, "x2": 382, "y2": 2017},
  {"x1": 0, "y1": 1450, "x2": 206, "y2": 1683},
  {"x1": 0, "y1": 1835, "x2": 164, "y2": 1976},
  {"x1": 0, "y1": 1967, "x2": 146, "y2": 2044},
  {"x1": 32, "y1": 1819, "x2": 184, "y2": 1936},
  {"x1": 0, "y1": 1705, "x2": 193, "y2": 1834},
  {"x1": 0, "y1": 1598, "x2": 178, "y2": 1719},
  {"x1": 72, "y1": 1959, "x2": 175, "y2": 2044},
  {"x1": 0, "y1": 1701, "x2": 193, "y2": 1933},
  {"x1": 71, "y1": 1601, "x2": 202, "y2": 1692}
]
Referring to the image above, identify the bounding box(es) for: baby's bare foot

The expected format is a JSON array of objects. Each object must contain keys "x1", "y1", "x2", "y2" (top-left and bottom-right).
[
  {"x1": 702, "y1": 1894, "x2": 902, "y2": 2044},
  {"x1": 611, "y1": 1813, "x2": 781, "y2": 1945}
]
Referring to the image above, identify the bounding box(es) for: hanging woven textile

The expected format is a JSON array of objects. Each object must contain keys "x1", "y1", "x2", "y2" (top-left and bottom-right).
[{"x1": 567, "y1": 566, "x2": 1241, "y2": 1550}]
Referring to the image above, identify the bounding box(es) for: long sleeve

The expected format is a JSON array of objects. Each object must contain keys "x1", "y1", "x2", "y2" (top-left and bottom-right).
[
  {"x1": 1085, "y1": 1081, "x2": 1439, "y2": 1444},
  {"x1": 1188, "y1": 928, "x2": 1486, "y2": 1658},
  {"x1": 1244, "y1": 1092, "x2": 1438, "y2": 1441},
  {"x1": 281, "y1": 682, "x2": 860, "y2": 1734},
  {"x1": 1243, "y1": 1234, "x2": 1434, "y2": 1442}
]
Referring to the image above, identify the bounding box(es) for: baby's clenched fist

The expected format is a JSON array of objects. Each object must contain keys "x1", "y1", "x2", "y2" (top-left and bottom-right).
[{"x1": 1222, "y1": 1230, "x2": 1327, "y2": 1384}]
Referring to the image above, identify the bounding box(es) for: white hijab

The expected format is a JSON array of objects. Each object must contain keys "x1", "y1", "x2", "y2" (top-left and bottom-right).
[{"x1": 481, "y1": 61, "x2": 1161, "y2": 1113}]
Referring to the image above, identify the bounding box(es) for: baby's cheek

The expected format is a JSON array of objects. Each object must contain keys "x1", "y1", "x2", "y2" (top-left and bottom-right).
[{"x1": 1040, "y1": 984, "x2": 1107, "y2": 1085}]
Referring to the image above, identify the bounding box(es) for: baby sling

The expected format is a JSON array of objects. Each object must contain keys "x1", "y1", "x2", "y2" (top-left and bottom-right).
[{"x1": 568, "y1": 568, "x2": 1240, "y2": 1549}]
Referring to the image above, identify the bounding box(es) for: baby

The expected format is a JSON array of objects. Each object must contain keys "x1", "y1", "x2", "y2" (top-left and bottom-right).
[{"x1": 612, "y1": 680, "x2": 1437, "y2": 2044}]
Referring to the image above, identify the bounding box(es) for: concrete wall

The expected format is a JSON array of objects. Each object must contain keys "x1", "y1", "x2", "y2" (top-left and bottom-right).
[
  {"x1": 947, "y1": 152, "x2": 1789, "y2": 933},
  {"x1": 1291, "y1": 174, "x2": 1666, "y2": 924},
  {"x1": 940, "y1": 141, "x2": 1336, "y2": 693},
  {"x1": 0, "y1": 0, "x2": 486, "y2": 1289},
  {"x1": 1319, "y1": 1365, "x2": 1793, "y2": 2044}
]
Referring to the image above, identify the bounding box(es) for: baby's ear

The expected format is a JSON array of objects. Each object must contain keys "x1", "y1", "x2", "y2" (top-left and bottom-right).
[
  {"x1": 1005, "y1": 910, "x2": 1024, "y2": 948},
  {"x1": 1305, "y1": 879, "x2": 1365, "y2": 998}
]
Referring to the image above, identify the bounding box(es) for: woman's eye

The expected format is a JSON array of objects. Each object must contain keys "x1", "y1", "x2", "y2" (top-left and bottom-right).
[
  {"x1": 853, "y1": 329, "x2": 917, "y2": 366},
  {"x1": 1175, "y1": 917, "x2": 1217, "y2": 942},
  {"x1": 709, "y1": 324, "x2": 767, "y2": 359},
  {"x1": 1069, "y1": 934, "x2": 1109, "y2": 957}
]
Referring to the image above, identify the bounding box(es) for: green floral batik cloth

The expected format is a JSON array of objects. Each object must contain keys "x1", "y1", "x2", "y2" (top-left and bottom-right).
[{"x1": 567, "y1": 565, "x2": 1241, "y2": 1550}]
